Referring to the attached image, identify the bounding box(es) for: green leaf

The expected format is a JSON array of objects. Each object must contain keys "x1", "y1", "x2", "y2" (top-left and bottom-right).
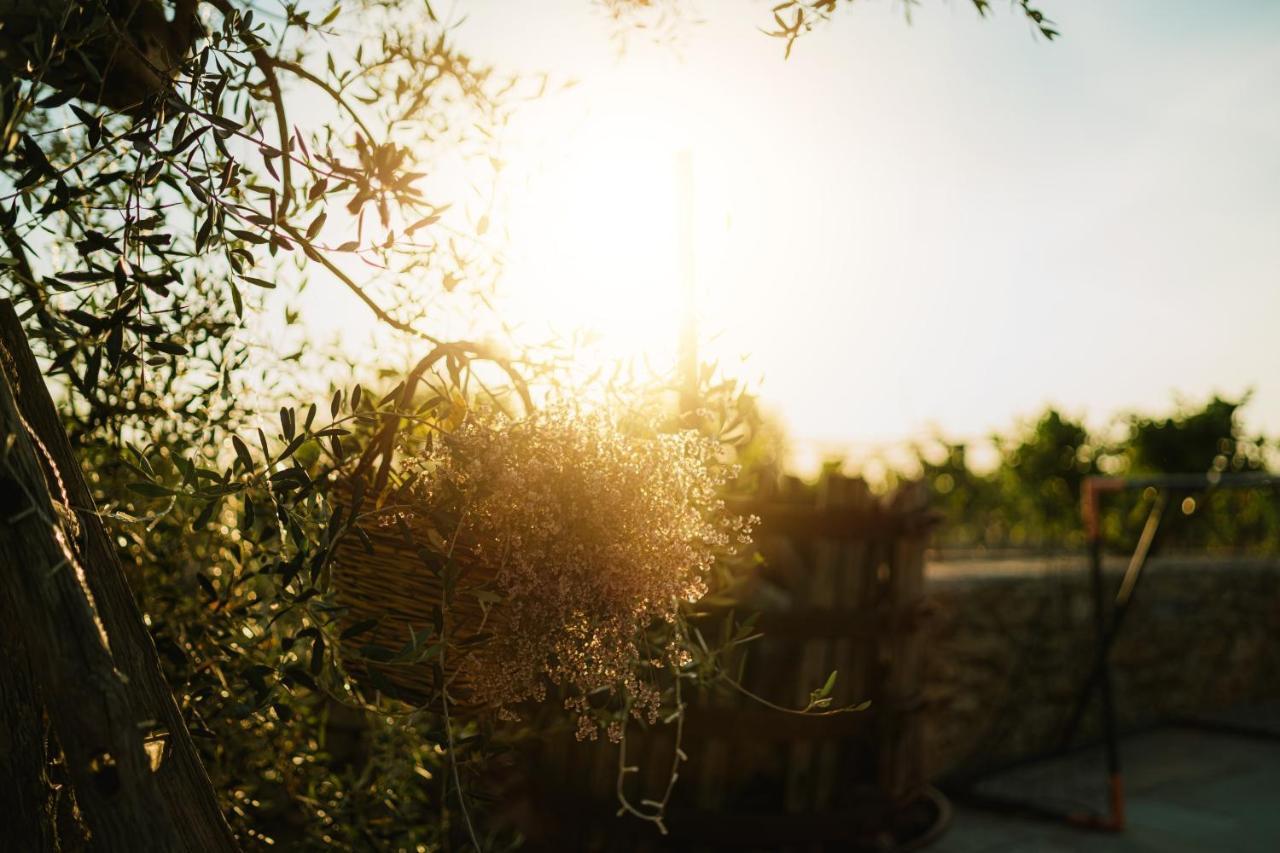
[
  {"x1": 231, "y1": 435, "x2": 254, "y2": 471},
  {"x1": 340, "y1": 618, "x2": 379, "y2": 641},
  {"x1": 170, "y1": 125, "x2": 211, "y2": 155},
  {"x1": 193, "y1": 499, "x2": 219, "y2": 529},
  {"x1": 229, "y1": 228, "x2": 268, "y2": 245},
  {"x1": 309, "y1": 633, "x2": 325, "y2": 675},
  {"x1": 69, "y1": 105, "x2": 100, "y2": 145},
  {"x1": 277, "y1": 434, "x2": 307, "y2": 462},
  {"x1": 819, "y1": 670, "x2": 837, "y2": 699},
  {"x1": 149, "y1": 340, "x2": 189, "y2": 356},
  {"x1": 196, "y1": 572, "x2": 217, "y2": 600},
  {"x1": 364, "y1": 664, "x2": 398, "y2": 696},
  {"x1": 305, "y1": 211, "x2": 327, "y2": 240},
  {"x1": 282, "y1": 666, "x2": 319, "y2": 693},
  {"x1": 405, "y1": 212, "x2": 441, "y2": 234},
  {"x1": 359, "y1": 644, "x2": 396, "y2": 663}
]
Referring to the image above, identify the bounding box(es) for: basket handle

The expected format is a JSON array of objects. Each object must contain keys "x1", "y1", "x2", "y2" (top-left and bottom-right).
[
  {"x1": 351, "y1": 346, "x2": 449, "y2": 498},
  {"x1": 350, "y1": 343, "x2": 534, "y2": 499}
]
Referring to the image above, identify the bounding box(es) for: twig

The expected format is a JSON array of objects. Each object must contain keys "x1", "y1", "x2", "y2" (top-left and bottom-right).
[
  {"x1": 267, "y1": 59, "x2": 376, "y2": 141},
  {"x1": 437, "y1": 503, "x2": 482, "y2": 851},
  {"x1": 715, "y1": 673, "x2": 866, "y2": 717},
  {"x1": 278, "y1": 222, "x2": 443, "y2": 342},
  {"x1": 207, "y1": 0, "x2": 293, "y2": 216},
  {"x1": 614, "y1": 671, "x2": 686, "y2": 835}
]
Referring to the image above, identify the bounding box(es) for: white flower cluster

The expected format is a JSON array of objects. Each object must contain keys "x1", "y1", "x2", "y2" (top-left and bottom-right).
[{"x1": 401, "y1": 407, "x2": 752, "y2": 737}]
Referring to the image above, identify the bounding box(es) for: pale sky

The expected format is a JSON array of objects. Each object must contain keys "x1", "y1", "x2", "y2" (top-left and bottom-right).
[{"x1": 300, "y1": 1, "x2": 1280, "y2": 471}]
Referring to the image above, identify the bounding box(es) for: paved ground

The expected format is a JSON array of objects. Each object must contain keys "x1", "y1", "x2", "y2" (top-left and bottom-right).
[{"x1": 932, "y1": 725, "x2": 1280, "y2": 853}]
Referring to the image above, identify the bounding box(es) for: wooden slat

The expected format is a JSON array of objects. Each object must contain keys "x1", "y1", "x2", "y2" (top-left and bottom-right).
[
  {"x1": 730, "y1": 496, "x2": 940, "y2": 541},
  {"x1": 731, "y1": 499, "x2": 887, "y2": 540},
  {"x1": 528, "y1": 473, "x2": 937, "y2": 847},
  {"x1": 879, "y1": 482, "x2": 930, "y2": 804}
]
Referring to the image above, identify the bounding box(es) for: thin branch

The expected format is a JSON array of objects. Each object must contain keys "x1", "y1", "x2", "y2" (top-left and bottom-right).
[
  {"x1": 0, "y1": 216, "x2": 92, "y2": 399},
  {"x1": 278, "y1": 222, "x2": 439, "y2": 342},
  {"x1": 714, "y1": 673, "x2": 866, "y2": 717},
  {"x1": 267, "y1": 58, "x2": 376, "y2": 140},
  {"x1": 207, "y1": 0, "x2": 293, "y2": 216},
  {"x1": 614, "y1": 672, "x2": 685, "y2": 835},
  {"x1": 437, "y1": 502, "x2": 483, "y2": 851}
]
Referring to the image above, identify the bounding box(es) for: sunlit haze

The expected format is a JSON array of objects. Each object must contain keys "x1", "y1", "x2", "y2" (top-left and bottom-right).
[{"x1": 299, "y1": 0, "x2": 1280, "y2": 474}]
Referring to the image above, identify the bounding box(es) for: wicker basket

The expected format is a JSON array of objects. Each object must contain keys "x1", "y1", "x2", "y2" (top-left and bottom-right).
[{"x1": 330, "y1": 483, "x2": 500, "y2": 707}]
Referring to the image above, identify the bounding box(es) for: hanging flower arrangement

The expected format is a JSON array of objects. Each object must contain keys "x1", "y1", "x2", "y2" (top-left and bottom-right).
[{"x1": 335, "y1": 406, "x2": 754, "y2": 739}]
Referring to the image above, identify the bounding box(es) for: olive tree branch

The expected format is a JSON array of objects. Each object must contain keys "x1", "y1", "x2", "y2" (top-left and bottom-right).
[
  {"x1": 207, "y1": 0, "x2": 293, "y2": 216},
  {"x1": 266, "y1": 58, "x2": 377, "y2": 141}
]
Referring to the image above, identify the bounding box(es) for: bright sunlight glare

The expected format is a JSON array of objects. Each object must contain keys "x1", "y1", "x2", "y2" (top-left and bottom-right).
[
  {"x1": 289, "y1": 0, "x2": 1280, "y2": 479},
  {"x1": 497, "y1": 111, "x2": 688, "y2": 374}
]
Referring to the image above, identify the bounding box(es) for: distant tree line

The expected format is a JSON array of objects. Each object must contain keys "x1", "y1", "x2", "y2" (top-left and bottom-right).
[{"x1": 911, "y1": 396, "x2": 1280, "y2": 554}]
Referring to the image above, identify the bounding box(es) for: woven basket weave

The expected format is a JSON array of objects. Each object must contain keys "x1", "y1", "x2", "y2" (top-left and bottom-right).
[{"x1": 330, "y1": 483, "x2": 500, "y2": 707}]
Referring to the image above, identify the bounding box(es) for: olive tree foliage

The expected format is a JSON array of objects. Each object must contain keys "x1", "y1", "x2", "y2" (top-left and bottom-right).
[
  {"x1": 764, "y1": 0, "x2": 1057, "y2": 55},
  {"x1": 0, "y1": 2, "x2": 554, "y2": 847},
  {"x1": 594, "y1": 0, "x2": 1057, "y2": 56},
  {"x1": 0, "y1": 0, "x2": 534, "y2": 438}
]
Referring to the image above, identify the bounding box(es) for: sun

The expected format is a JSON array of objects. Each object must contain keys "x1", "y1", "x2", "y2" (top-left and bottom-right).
[{"x1": 496, "y1": 111, "x2": 692, "y2": 374}]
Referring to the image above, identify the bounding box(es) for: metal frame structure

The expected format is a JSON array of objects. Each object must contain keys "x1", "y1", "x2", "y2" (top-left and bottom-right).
[{"x1": 951, "y1": 472, "x2": 1280, "y2": 832}]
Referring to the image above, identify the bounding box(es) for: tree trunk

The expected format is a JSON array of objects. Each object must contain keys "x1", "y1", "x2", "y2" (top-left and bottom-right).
[
  {"x1": 0, "y1": 353, "x2": 183, "y2": 850},
  {"x1": 0, "y1": 621, "x2": 58, "y2": 852},
  {"x1": 0, "y1": 300, "x2": 239, "y2": 851}
]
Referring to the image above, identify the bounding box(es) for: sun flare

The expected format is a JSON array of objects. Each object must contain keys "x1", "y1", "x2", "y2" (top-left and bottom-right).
[{"x1": 498, "y1": 112, "x2": 691, "y2": 373}]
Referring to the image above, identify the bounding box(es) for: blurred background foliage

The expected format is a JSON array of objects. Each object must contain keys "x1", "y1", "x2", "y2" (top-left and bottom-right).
[{"x1": 900, "y1": 395, "x2": 1280, "y2": 554}]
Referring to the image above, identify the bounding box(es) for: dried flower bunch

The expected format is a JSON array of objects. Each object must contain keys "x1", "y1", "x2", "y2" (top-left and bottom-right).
[{"x1": 396, "y1": 407, "x2": 753, "y2": 738}]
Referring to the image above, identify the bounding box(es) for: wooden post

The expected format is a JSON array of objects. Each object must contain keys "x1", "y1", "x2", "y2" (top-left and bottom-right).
[
  {"x1": 878, "y1": 481, "x2": 930, "y2": 804},
  {"x1": 0, "y1": 300, "x2": 238, "y2": 850}
]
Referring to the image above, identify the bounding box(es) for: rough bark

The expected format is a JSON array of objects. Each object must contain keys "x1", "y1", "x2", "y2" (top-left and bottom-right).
[
  {"x1": 0, "y1": 299, "x2": 239, "y2": 851},
  {"x1": 0, "y1": 617, "x2": 58, "y2": 852},
  {"x1": 0, "y1": 347, "x2": 183, "y2": 849}
]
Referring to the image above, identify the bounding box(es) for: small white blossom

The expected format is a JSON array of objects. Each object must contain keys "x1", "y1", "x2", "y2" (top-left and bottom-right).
[{"x1": 397, "y1": 407, "x2": 753, "y2": 736}]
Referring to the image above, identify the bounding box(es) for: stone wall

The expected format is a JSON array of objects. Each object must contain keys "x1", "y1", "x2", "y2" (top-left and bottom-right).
[{"x1": 920, "y1": 554, "x2": 1280, "y2": 780}]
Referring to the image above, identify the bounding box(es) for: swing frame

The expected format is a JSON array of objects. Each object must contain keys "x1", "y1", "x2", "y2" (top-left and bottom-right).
[{"x1": 950, "y1": 471, "x2": 1280, "y2": 832}]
